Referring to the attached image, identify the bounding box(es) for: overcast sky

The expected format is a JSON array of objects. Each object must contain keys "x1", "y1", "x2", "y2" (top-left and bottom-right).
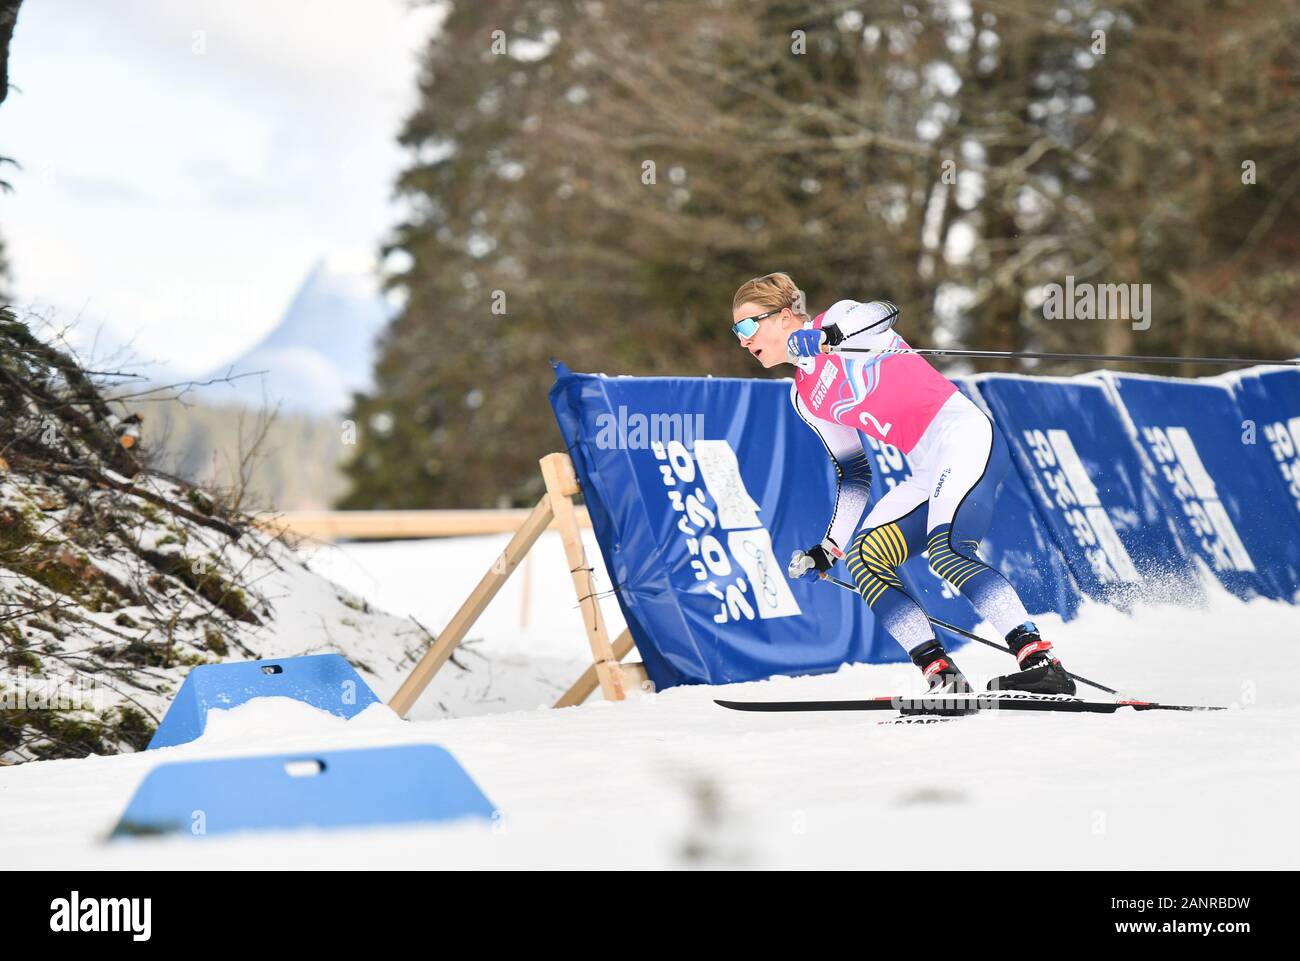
[{"x1": 1, "y1": 0, "x2": 445, "y2": 375}]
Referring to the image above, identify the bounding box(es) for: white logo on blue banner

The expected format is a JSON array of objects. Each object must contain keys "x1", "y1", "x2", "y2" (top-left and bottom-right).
[
  {"x1": 694, "y1": 439, "x2": 801, "y2": 619},
  {"x1": 1024, "y1": 428, "x2": 1141, "y2": 583},
  {"x1": 1142, "y1": 426, "x2": 1255, "y2": 572},
  {"x1": 695, "y1": 439, "x2": 763, "y2": 530},
  {"x1": 727, "y1": 527, "x2": 802, "y2": 619}
]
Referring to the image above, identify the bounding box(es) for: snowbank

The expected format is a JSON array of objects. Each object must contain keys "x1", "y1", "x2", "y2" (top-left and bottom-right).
[{"x1": 2, "y1": 535, "x2": 1295, "y2": 870}]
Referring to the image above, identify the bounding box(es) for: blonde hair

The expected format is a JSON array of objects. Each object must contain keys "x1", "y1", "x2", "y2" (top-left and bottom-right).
[{"x1": 732, "y1": 272, "x2": 807, "y2": 318}]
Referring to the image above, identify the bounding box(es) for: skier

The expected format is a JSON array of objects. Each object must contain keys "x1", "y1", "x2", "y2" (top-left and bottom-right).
[{"x1": 731, "y1": 272, "x2": 1075, "y2": 696}]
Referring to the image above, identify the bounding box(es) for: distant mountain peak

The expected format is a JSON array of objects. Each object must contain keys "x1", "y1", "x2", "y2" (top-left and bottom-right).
[{"x1": 198, "y1": 255, "x2": 393, "y2": 414}]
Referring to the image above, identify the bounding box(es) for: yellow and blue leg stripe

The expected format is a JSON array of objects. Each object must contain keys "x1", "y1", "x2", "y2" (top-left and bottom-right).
[
  {"x1": 926, "y1": 524, "x2": 991, "y2": 589},
  {"x1": 847, "y1": 523, "x2": 909, "y2": 606}
]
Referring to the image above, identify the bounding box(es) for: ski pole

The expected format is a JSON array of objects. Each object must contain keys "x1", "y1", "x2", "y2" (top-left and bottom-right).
[
  {"x1": 819, "y1": 573, "x2": 1118, "y2": 695},
  {"x1": 823, "y1": 345, "x2": 1300, "y2": 369}
]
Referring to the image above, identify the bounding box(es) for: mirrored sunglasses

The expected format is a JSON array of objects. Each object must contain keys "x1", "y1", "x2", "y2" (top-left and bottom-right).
[{"x1": 732, "y1": 307, "x2": 783, "y2": 339}]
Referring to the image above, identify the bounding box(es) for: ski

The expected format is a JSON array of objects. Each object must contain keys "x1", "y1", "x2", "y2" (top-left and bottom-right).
[{"x1": 715, "y1": 692, "x2": 1225, "y2": 716}]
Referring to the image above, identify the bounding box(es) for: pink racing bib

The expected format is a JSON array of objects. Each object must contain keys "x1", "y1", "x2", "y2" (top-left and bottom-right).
[{"x1": 794, "y1": 311, "x2": 957, "y2": 454}]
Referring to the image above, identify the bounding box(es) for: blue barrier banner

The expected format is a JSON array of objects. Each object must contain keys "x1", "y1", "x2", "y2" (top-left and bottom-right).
[
  {"x1": 551, "y1": 364, "x2": 1297, "y2": 690},
  {"x1": 1105, "y1": 372, "x2": 1300, "y2": 601},
  {"x1": 549, "y1": 366, "x2": 1087, "y2": 689},
  {"x1": 1229, "y1": 368, "x2": 1300, "y2": 570},
  {"x1": 972, "y1": 374, "x2": 1200, "y2": 606},
  {"x1": 550, "y1": 365, "x2": 890, "y2": 690}
]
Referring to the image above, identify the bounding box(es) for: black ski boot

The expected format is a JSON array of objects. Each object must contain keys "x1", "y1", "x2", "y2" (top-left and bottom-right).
[
  {"x1": 987, "y1": 622, "x2": 1076, "y2": 695},
  {"x1": 910, "y1": 639, "x2": 973, "y2": 695}
]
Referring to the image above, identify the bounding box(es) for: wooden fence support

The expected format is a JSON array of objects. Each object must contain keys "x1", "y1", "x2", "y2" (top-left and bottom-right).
[
  {"x1": 539, "y1": 453, "x2": 634, "y2": 703},
  {"x1": 554, "y1": 628, "x2": 645, "y2": 708},
  {"x1": 384, "y1": 455, "x2": 650, "y2": 717},
  {"x1": 387, "y1": 493, "x2": 555, "y2": 717},
  {"x1": 386, "y1": 452, "x2": 647, "y2": 719}
]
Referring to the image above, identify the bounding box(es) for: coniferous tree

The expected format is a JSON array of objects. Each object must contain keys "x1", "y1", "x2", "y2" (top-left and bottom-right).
[{"x1": 342, "y1": 0, "x2": 1300, "y2": 509}]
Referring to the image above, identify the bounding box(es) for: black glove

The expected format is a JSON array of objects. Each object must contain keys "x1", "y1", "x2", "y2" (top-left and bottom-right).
[{"x1": 787, "y1": 539, "x2": 840, "y2": 579}]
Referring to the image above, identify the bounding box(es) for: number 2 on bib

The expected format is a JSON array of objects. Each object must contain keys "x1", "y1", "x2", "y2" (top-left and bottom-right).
[{"x1": 859, "y1": 410, "x2": 893, "y2": 437}]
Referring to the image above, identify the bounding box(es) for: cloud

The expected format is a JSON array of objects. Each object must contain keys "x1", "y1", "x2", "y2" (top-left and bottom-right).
[{"x1": 1, "y1": 0, "x2": 445, "y2": 374}]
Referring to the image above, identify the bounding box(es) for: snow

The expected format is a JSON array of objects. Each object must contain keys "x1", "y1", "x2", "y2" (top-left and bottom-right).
[
  {"x1": 300, "y1": 529, "x2": 627, "y2": 666},
  {"x1": 190, "y1": 698, "x2": 405, "y2": 747},
  {"x1": 297, "y1": 530, "x2": 626, "y2": 718},
  {"x1": 1, "y1": 531, "x2": 1297, "y2": 869}
]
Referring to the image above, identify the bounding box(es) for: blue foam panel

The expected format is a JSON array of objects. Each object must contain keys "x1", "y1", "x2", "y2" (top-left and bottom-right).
[
  {"x1": 112, "y1": 744, "x2": 495, "y2": 838},
  {"x1": 148, "y1": 654, "x2": 380, "y2": 750}
]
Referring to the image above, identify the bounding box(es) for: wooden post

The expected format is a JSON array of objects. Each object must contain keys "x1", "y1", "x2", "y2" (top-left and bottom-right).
[
  {"x1": 554, "y1": 628, "x2": 646, "y2": 707},
  {"x1": 387, "y1": 494, "x2": 555, "y2": 717},
  {"x1": 260, "y1": 507, "x2": 593, "y2": 542},
  {"x1": 386, "y1": 451, "x2": 645, "y2": 717},
  {"x1": 538, "y1": 453, "x2": 630, "y2": 702},
  {"x1": 518, "y1": 548, "x2": 533, "y2": 630}
]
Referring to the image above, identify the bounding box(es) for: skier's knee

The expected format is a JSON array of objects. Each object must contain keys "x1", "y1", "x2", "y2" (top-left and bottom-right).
[
  {"x1": 847, "y1": 524, "x2": 906, "y2": 604},
  {"x1": 926, "y1": 524, "x2": 987, "y2": 590}
]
